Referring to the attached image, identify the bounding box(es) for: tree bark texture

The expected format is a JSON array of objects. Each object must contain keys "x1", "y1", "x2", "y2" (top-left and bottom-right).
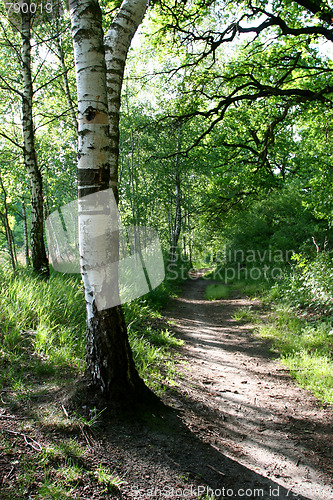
[
  {"x1": 104, "y1": 0, "x2": 148, "y2": 198},
  {"x1": 70, "y1": 0, "x2": 153, "y2": 402},
  {"x1": 21, "y1": 8, "x2": 49, "y2": 275}
]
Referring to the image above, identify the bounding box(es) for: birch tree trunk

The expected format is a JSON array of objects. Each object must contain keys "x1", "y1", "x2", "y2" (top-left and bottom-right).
[
  {"x1": 21, "y1": 8, "x2": 49, "y2": 275},
  {"x1": 170, "y1": 124, "x2": 182, "y2": 264},
  {"x1": 21, "y1": 193, "x2": 30, "y2": 266},
  {"x1": 104, "y1": 0, "x2": 148, "y2": 199},
  {"x1": 70, "y1": 0, "x2": 154, "y2": 403}
]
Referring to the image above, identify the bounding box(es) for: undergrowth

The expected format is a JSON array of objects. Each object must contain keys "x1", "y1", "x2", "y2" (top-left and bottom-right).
[
  {"x1": 258, "y1": 313, "x2": 333, "y2": 404},
  {"x1": 204, "y1": 267, "x2": 269, "y2": 298},
  {"x1": 0, "y1": 259, "x2": 186, "y2": 499},
  {"x1": 260, "y1": 252, "x2": 333, "y2": 405},
  {"x1": 0, "y1": 261, "x2": 184, "y2": 396}
]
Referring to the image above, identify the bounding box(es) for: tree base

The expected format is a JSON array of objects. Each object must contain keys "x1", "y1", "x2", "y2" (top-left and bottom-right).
[{"x1": 65, "y1": 373, "x2": 165, "y2": 417}]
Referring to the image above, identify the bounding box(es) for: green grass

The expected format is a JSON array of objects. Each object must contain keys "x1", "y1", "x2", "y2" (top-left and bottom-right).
[
  {"x1": 0, "y1": 264, "x2": 183, "y2": 396},
  {"x1": 255, "y1": 254, "x2": 333, "y2": 406},
  {"x1": 0, "y1": 263, "x2": 186, "y2": 499},
  {"x1": 232, "y1": 306, "x2": 259, "y2": 323},
  {"x1": 0, "y1": 266, "x2": 86, "y2": 368},
  {"x1": 94, "y1": 464, "x2": 126, "y2": 493},
  {"x1": 0, "y1": 432, "x2": 88, "y2": 499},
  {"x1": 203, "y1": 266, "x2": 269, "y2": 298},
  {"x1": 205, "y1": 283, "x2": 230, "y2": 300},
  {"x1": 256, "y1": 304, "x2": 333, "y2": 405},
  {"x1": 222, "y1": 262, "x2": 333, "y2": 407},
  {"x1": 230, "y1": 278, "x2": 268, "y2": 297}
]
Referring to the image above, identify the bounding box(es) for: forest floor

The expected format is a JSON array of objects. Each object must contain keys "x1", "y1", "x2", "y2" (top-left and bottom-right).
[{"x1": 1, "y1": 272, "x2": 333, "y2": 499}]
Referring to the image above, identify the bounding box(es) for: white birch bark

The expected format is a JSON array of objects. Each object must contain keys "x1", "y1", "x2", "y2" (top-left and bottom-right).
[
  {"x1": 70, "y1": 0, "x2": 112, "y2": 323},
  {"x1": 21, "y1": 8, "x2": 49, "y2": 274},
  {"x1": 70, "y1": 0, "x2": 154, "y2": 401},
  {"x1": 104, "y1": 0, "x2": 149, "y2": 196}
]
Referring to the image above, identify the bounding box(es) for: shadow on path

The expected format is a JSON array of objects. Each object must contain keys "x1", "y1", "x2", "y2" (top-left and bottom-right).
[{"x1": 162, "y1": 275, "x2": 333, "y2": 500}]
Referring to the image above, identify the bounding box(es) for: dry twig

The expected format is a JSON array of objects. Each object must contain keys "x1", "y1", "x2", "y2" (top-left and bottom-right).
[{"x1": 2, "y1": 428, "x2": 42, "y2": 451}]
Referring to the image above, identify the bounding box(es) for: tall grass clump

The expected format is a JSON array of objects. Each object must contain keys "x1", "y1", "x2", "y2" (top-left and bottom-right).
[
  {"x1": 0, "y1": 265, "x2": 86, "y2": 367},
  {"x1": 0, "y1": 258, "x2": 185, "y2": 394}
]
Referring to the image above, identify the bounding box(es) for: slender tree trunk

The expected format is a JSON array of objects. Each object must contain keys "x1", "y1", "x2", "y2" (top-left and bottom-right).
[
  {"x1": 0, "y1": 172, "x2": 16, "y2": 272},
  {"x1": 129, "y1": 128, "x2": 139, "y2": 253},
  {"x1": 167, "y1": 205, "x2": 173, "y2": 246},
  {"x1": 21, "y1": 8, "x2": 49, "y2": 275},
  {"x1": 185, "y1": 180, "x2": 193, "y2": 267},
  {"x1": 172, "y1": 170, "x2": 182, "y2": 250},
  {"x1": 21, "y1": 193, "x2": 30, "y2": 266},
  {"x1": 187, "y1": 211, "x2": 193, "y2": 268},
  {"x1": 70, "y1": 0, "x2": 153, "y2": 403},
  {"x1": 169, "y1": 124, "x2": 182, "y2": 264},
  {"x1": 10, "y1": 228, "x2": 17, "y2": 268}
]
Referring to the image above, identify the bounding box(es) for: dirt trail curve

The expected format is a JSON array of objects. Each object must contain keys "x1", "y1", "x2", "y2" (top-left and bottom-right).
[{"x1": 163, "y1": 272, "x2": 333, "y2": 500}]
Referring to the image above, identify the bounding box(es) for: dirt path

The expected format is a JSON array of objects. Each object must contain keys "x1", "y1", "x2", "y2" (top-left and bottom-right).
[{"x1": 161, "y1": 274, "x2": 333, "y2": 500}]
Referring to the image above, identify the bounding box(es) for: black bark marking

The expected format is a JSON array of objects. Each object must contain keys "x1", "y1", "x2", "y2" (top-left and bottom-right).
[
  {"x1": 85, "y1": 106, "x2": 96, "y2": 121},
  {"x1": 78, "y1": 167, "x2": 110, "y2": 186}
]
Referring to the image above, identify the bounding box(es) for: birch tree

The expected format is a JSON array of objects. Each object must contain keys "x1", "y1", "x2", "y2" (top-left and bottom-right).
[
  {"x1": 20, "y1": 7, "x2": 49, "y2": 274},
  {"x1": 170, "y1": 123, "x2": 182, "y2": 264},
  {"x1": 70, "y1": 0, "x2": 155, "y2": 402},
  {"x1": 104, "y1": 0, "x2": 148, "y2": 199}
]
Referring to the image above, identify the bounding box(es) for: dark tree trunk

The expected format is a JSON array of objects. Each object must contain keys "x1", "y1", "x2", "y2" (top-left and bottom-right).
[
  {"x1": 0, "y1": 172, "x2": 16, "y2": 272},
  {"x1": 86, "y1": 305, "x2": 149, "y2": 400}
]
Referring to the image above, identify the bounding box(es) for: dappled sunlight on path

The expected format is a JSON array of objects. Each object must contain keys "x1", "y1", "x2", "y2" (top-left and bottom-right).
[{"x1": 165, "y1": 275, "x2": 333, "y2": 500}]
